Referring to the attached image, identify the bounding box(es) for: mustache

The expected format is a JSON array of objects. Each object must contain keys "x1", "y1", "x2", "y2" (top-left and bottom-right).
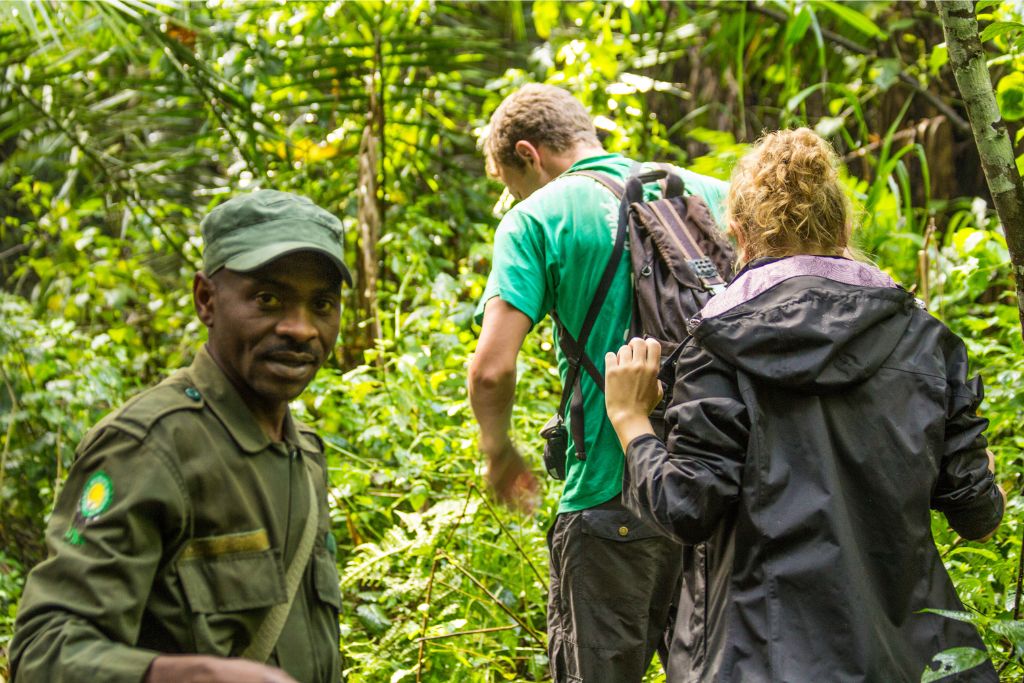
[{"x1": 260, "y1": 342, "x2": 320, "y2": 362}]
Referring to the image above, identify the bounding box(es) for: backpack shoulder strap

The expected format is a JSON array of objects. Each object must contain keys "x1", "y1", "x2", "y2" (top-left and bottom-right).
[
  {"x1": 566, "y1": 169, "x2": 625, "y2": 198},
  {"x1": 546, "y1": 167, "x2": 635, "y2": 461}
]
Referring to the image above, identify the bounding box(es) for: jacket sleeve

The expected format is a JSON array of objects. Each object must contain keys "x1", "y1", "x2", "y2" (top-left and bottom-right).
[
  {"x1": 10, "y1": 425, "x2": 188, "y2": 683},
  {"x1": 931, "y1": 333, "x2": 1003, "y2": 540},
  {"x1": 622, "y1": 341, "x2": 749, "y2": 543}
]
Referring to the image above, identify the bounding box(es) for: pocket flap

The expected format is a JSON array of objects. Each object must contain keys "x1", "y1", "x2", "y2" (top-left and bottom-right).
[
  {"x1": 313, "y1": 549, "x2": 342, "y2": 610},
  {"x1": 581, "y1": 507, "x2": 662, "y2": 543},
  {"x1": 179, "y1": 547, "x2": 286, "y2": 613}
]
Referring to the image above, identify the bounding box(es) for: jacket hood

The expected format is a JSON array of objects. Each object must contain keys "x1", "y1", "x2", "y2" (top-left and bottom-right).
[{"x1": 689, "y1": 256, "x2": 916, "y2": 391}]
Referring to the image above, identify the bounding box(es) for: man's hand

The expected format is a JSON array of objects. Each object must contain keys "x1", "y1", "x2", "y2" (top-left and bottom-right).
[
  {"x1": 605, "y1": 338, "x2": 662, "y2": 452},
  {"x1": 468, "y1": 298, "x2": 536, "y2": 513},
  {"x1": 486, "y1": 438, "x2": 540, "y2": 514},
  {"x1": 146, "y1": 655, "x2": 299, "y2": 683}
]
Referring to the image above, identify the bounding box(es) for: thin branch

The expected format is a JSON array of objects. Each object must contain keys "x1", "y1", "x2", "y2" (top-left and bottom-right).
[
  {"x1": 470, "y1": 485, "x2": 545, "y2": 585},
  {"x1": 437, "y1": 548, "x2": 545, "y2": 647},
  {"x1": 0, "y1": 243, "x2": 30, "y2": 261},
  {"x1": 415, "y1": 624, "x2": 520, "y2": 643}
]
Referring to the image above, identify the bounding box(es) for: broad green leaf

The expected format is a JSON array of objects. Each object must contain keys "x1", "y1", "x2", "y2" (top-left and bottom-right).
[
  {"x1": 929, "y1": 44, "x2": 948, "y2": 75},
  {"x1": 785, "y1": 82, "x2": 828, "y2": 113},
  {"x1": 990, "y1": 619, "x2": 1024, "y2": 644},
  {"x1": 817, "y1": 1, "x2": 887, "y2": 40},
  {"x1": 815, "y1": 115, "x2": 845, "y2": 137},
  {"x1": 784, "y1": 6, "x2": 813, "y2": 47},
  {"x1": 920, "y1": 647, "x2": 988, "y2": 682},
  {"x1": 945, "y1": 546, "x2": 999, "y2": 561},
  {"x1": 979, "y1": 20, "x2": 1024, "y2": 43},
  {"x1": 919, "y1": 608, "x2": 982, "y2": 625},
  {"x1": 870, "y1": 58, "x2": 901, "y2": 91}
]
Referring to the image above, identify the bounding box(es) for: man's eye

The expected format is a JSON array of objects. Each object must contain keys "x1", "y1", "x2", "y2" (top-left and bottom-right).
[
  {"x1": 255, "y1": 292, "x2": 280, "y2": 306},
  {"x1": 314, "y1": 298, "x2": 338, "y2": 314}
]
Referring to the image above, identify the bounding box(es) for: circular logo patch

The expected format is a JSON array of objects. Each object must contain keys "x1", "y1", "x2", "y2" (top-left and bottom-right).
[{"x1": 80, "y1": 471, "x2": 114, "y2": 518}]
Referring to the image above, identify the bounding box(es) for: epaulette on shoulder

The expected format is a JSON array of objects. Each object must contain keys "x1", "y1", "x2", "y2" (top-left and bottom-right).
[
  {"x1": 296, "y1": 421, "x2": 326, "y2": 454},
  {"x1": 79, "y1": 372, "x2": 206, "y2": 449}
]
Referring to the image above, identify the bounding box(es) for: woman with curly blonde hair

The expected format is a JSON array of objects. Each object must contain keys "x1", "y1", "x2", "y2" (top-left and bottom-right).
[{"x1": 604, "y1": 128, "x2": 1004, "y2": 682}]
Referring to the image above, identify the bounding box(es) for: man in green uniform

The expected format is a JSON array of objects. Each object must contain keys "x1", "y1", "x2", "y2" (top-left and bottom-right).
[
  {"x1": 10, "y1": 190, "x2": 349, "y2": 683},
  {"x1": 467, "y1": 84, "x2": 728, "y2": 682}
]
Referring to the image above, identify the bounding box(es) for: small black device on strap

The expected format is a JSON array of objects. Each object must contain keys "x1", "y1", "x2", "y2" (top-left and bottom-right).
[{"x1": 540, "y1": 165, "x2": 662, "y2": 480}]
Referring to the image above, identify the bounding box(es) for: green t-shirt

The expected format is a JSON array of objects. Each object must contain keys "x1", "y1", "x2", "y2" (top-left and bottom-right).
[{"x1": 476, "y1": 153, "x2": 728, "y2": 514}]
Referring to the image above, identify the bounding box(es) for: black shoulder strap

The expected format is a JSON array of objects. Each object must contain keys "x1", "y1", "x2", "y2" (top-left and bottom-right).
[
  {"x1": 547, "y1": 164, "x2": 668, "y2": 461},
  {"x1": 551, "y1": 171, "x2": 629, "y2": 462}
]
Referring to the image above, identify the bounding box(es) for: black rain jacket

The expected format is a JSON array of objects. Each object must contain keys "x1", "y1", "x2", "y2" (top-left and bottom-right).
[{"x1": 623, "y1": 256, "x2": 1004, "y2": 682}]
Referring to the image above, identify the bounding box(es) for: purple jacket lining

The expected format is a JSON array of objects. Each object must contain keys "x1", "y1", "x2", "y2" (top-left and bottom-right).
[{"x1": 700, "y1": 256, "x2": 898, "y2": 319}]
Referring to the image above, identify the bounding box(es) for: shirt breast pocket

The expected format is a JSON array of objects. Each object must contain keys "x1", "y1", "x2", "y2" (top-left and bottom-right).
[{"x1": 177, "y1": 534, "x2": 286, "y2": 655}]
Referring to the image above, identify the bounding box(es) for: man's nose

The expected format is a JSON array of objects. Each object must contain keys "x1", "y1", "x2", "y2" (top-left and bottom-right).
[{"x1": 276, "y1": 305, "x2": 318, "y2": 343}]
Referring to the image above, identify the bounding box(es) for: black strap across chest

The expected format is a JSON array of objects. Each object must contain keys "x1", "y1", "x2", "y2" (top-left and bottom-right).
[{"x1": 548, "y1": 164, "x2": 667, "y2": 461}]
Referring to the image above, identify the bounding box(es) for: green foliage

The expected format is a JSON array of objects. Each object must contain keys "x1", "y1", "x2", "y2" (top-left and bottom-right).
[
  {"x1": 920, "y1": 610, "x2": 1024, "y2": 681},
  {"x1": 1, "y1": 1, "x2": 1023, "y2": 681},
  {"x1": 921, "y1": 645, "x2": 991, "y2": 682}
]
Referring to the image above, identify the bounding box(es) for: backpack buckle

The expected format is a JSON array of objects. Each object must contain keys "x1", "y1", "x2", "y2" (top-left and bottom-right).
[{"x1": 688, "y1": 257, "x2": 725, "y2": 293}]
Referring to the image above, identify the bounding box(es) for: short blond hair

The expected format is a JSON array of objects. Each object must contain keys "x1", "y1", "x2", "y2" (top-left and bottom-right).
[
  {"x1": 483, "y1": 84, "x2": 599, "y2": 175},
  {"x1": 727, "y1": 128, "x2": 851, "y2": 263}
]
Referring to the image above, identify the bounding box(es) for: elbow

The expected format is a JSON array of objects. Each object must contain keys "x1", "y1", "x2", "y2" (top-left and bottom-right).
[{"x1": 468, "y1": 358, "x2": 515, "y2": 395}]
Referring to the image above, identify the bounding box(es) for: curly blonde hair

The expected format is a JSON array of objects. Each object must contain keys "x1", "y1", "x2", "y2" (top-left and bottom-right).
[
  {"x1": 483, "y1": 84, "x2": 599, "y2": 176},
  {"x1": 727, "y1": 128, "x2": 851, "y2": 264}
]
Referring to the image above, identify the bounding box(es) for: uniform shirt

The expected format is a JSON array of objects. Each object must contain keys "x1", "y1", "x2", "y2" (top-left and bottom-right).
[
  {"x1": 10, "y1": 346, "x2": 342, "y2": 683},
  {"x1": 476, "y1": 153, "x2": 728, "y2": 513}
]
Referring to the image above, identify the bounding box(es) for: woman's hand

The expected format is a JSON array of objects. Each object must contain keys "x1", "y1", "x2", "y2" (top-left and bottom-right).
[{"x1": 605, "y1": 337, "x2": 663, "y2": 453}]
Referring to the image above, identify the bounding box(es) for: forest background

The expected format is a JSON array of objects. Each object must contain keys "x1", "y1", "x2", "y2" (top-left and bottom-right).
[{"x1": 1, "y1": 1, "x2": 1023, "y2": 681}]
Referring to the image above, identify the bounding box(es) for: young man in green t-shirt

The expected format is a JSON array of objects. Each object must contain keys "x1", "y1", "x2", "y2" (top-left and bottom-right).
[{"x1": 468, "y1": 84, "x2": 728, "y2": 682}]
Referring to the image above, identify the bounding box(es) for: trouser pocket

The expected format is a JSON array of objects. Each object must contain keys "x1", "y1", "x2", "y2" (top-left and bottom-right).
[{"x1": 547, "y1": 502, "x2": 681, "y2": 683}]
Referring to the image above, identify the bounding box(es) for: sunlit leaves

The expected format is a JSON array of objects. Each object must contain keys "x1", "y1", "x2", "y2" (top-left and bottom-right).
[{"x1": 996, "y1": 71, "x2": 1024, "y2": 120}]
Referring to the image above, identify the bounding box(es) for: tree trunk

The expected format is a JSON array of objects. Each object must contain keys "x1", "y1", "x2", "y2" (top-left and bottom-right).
[
  {"x1": 937, "y1": 0, "x2": 1024, "y2": 339},
  {"x1": 355, "y1": 123, "x2": 383, "y2": 361}
]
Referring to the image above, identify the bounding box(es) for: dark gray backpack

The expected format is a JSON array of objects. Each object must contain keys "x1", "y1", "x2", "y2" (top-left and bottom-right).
[{"x1": 540, "y1": 165, "x2": 735, "y2": 479}]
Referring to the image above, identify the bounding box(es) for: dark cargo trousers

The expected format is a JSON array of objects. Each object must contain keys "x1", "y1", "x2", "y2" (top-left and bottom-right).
[{"x1": 547, "y1": 495, "x2": 682, "y2": 683}]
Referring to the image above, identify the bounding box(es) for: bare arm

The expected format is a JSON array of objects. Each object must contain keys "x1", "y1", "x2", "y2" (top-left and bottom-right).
[{"x1": 467, "y1": 298, "x2": 538, "y2": 513}]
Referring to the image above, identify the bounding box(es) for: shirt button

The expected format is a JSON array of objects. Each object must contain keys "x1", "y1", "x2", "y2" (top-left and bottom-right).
[
  {"x1": 184, "y1": 387, "x2": 201, "y2": 401},
  {"x1": 618, "y1": 526, "x2": 629, "y2": 537}
]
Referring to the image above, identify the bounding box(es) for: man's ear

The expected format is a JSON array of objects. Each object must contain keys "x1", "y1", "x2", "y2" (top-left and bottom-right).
[
  {"x1": 193, "y1": 272, "x2": 215, "y2": 327},
  {"x1": 513, "y1": 140, "x2": 541, "y2": 170}
]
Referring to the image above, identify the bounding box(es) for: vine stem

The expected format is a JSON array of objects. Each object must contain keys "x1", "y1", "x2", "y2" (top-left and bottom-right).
[{"x1": 1013, "y1": 522, "x2": 1023, "y2": 621}]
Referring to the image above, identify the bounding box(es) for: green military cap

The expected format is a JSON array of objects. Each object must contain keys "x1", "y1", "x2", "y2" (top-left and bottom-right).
[{"x1": 201, "y1": 190, "x2": 352, "y2": 285}]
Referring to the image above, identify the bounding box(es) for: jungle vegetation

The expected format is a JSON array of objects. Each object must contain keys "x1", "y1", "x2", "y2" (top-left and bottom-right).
[{"x1": 1, "y1": 1, "x2": 1022, "y2": 681}]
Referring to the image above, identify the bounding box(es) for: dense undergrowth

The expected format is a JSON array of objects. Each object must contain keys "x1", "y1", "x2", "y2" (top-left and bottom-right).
[{"x1": 2, "y1": 1, "x2": 1023, "y2": 681}]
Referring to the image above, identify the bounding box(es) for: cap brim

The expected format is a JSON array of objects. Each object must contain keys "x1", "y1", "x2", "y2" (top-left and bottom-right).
[{"x1": 224, "y1": 242, "x2": 353, "y2": 286}]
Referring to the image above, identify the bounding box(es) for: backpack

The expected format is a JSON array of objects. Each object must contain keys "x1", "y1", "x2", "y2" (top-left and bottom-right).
[{"x1": 540, "y1": 164, "x2": 736, "y2": 480}]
